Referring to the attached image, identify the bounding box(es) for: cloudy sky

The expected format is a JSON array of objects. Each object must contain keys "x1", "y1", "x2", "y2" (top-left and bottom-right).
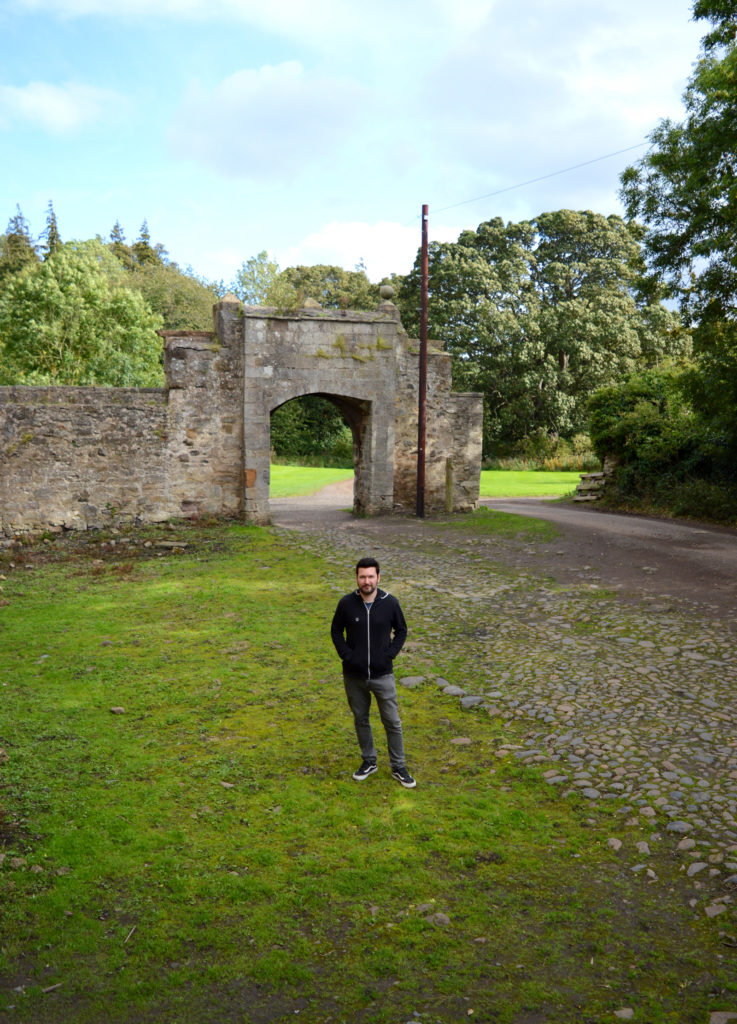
[{"x1": 0, "y1": 0, "x2": 704, "y2": 285}]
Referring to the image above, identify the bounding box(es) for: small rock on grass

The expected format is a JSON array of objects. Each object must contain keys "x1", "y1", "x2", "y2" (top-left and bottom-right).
[
  {"x1": 400, "y1": 676, "x2": 425, "y2": 688},
  {"x1": 110, "y1": 706, "x2": 125, "y2": 715},
  {"x1": 450, "y1": 737, "x2": 472, "y2": 746},
  {"x1": 607, "y1": 838, "x2": 622, "y2": 851},
  {"x1": 705, "y1": 904, "x2": 728, "y2": 918},
  {"x1": 614, "y1": 1010, "x2": 634, "y2": 1020},
  {"x1": 709, "y1": 1013, "x2": 737, "y2": 1023},
  {"x1": 687, "y1": 862, "x2": 708, "y2": 877},
  {"x1": 667, "y1": 820, "x2": 693, "y2": 834}
]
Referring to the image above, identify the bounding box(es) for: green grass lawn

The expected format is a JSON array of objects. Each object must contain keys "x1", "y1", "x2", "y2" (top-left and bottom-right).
[
  {"x1": 270, "y1": 465, "x2": 580, "y2": 500},
  {"x1": 479, "y1": 469, "x2": 581, "y2": 498},
  {"x1": 269, "y1": 465, "x2": 353, "y2": 498},
  {"x1": 0, "y1": 522, "x2": 732, "y2": 1023}
]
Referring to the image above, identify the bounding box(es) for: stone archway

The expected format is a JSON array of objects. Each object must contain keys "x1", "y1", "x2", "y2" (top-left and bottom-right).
[
  {"x1": 0, "y1": 296, "x2": 483, "y2": 534},
  {"x1": 238, "y1": 302, "x2": 399, "y2": 524}
]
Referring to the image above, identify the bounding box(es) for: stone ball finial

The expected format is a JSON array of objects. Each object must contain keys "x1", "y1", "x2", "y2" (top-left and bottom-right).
[
  {"x1": 379, "y1": 284, "x2": 395, "y2": 300},
  {"x1": 220, "y1": 292, "x2": 241, "y2": 304}
]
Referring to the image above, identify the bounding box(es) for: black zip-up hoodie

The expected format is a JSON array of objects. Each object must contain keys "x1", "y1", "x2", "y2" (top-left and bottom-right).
[{"x1": 330, "y1": 588, "x2": 408, "y2": 679}]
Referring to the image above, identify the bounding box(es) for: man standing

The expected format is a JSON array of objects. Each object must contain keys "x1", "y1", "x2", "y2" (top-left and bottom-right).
[{"x1": 330, "y1": 557, "x2": 416, "y2": 788}]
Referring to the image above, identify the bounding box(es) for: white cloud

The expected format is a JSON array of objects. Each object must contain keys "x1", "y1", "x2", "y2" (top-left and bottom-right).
[
  {"x1": 9, "y1": 0, "x2": 498, "y2": 58},
  {"x1": 416, "y1": 0, "x2": 702, "y2": 185},
  {"x1": 168, "y1": 61, "x2": 367, "y2": 178},
  {"x1": 277, "y1": 219, "x2": 463, "y2": 282},
  {"x1": 0, "y1": 80, "x2": 126, "y2": 133}
]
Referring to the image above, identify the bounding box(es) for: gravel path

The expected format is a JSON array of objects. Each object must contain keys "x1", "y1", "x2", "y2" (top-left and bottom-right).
[{"x1": 272, "y1": 485, "x2": 737, "y2": 915}]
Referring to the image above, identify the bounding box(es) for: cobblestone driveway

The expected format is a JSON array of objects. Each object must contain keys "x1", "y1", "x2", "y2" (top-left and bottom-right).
[{"x1": 273, "y1": 492, "x2": 737, "y2": 915}]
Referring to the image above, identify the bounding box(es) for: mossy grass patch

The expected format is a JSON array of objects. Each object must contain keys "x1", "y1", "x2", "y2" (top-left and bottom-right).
[
  {"x1": 426, "y1": 505, "x2": 558, "y2": 541},
  {"x1": 0, "y1": 522, "x2": 733, "y2": 1023}
]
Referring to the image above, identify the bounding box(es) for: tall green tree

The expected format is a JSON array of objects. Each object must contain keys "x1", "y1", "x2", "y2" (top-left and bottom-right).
[
  {"x1": 132, "y1": 220, "x2": 163, "y2": 267},
  {"x1": 233, "y1": 251, "x2": 282, "y2": 305},
  {"x1": 0, "y1": 239, "x2": 163, "y2": 386},
  {"x1": 400, "y1": 211, "x2": 688, "y2": 452},
  {"x1": 620, "y1": 1, "x2": 737, "y2": 452},
  {"x1": 40, "y1": 201, "x2": 62, "y2": 260},
  {"x1": 0, "y1": 206, "x2": 38, "y2": 285},
  {"x1": 108, "y1": 221, "x2": 134, "y2": 270}
]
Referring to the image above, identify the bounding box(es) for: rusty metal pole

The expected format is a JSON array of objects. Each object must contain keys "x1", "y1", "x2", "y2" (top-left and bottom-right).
[{"x1": 416, "y1": 204, "x2": 429, "y2": 518}]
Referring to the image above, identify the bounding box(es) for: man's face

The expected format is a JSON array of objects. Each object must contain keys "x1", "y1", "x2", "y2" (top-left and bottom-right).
[{"x1": 357, "y1": 566, "x2": 380, "y2": 598}]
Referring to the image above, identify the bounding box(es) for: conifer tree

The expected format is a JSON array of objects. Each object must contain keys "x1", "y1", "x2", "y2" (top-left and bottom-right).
[
  {"x1": 132, "y1": 220, "x2": 160, "y2": 266},
  {"x1": 109, "y1": 221, "x2": 134, "y2": 269},
  {"x1": 41, "y1": 201, "x2": 62, "y2": 259},
  {"x1": 0, "y1": 205, "x2": 38, "y2": 285}
]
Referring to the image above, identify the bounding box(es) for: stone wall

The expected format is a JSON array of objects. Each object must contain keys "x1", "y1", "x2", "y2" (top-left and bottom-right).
[
  {"x1": 0, "y1": 386, "x2": 170, "y2": 531},
  {"x1": 235, "y1": 298, "x2": 403, "y2": 522},
  {"x1": 0, "y1": 298, "x2": 482, "y2": 534},
  {"x1": 393, "y1": 335, "x2": 483, "y2": 512}
]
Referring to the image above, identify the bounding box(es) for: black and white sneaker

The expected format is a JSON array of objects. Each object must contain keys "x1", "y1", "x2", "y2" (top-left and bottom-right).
[
  {"x1": 391, "y1": 766, "x2": 417, "y2": 789},
  {"x1": 353, "y1": 760, "x2": 378, "y2": 781}
]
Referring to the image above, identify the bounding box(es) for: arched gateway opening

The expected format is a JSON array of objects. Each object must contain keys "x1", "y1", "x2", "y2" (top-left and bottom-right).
[{"x1": 268, "y1": 392, "x2": 362, "y2": 509}]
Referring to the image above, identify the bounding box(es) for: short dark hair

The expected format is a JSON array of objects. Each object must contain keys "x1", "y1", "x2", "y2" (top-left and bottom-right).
[{"x1": 356, "y1": 557, "x2": 380, "y2": 574}]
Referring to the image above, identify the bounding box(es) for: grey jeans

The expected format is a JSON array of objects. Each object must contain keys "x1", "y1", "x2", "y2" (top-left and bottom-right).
[{"x1": 343, "y1": 672, "x2": 406, "y2": 769}]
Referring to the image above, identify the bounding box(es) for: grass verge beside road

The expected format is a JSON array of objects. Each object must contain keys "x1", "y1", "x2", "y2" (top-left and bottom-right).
[
  {"x1": 479, "y1": 469, "x2": 580, "y2": 498},
  {"x1": 0, "y1": 520, "x2": 734, "y2": 1022},
  {"x1": 271, "y1": 465, "x2": 581, "y2": 500}
]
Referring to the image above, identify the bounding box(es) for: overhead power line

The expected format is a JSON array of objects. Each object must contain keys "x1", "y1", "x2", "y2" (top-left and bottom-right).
[{"x1": 429, "y1": 141, "x2": 649, "y2": 217}]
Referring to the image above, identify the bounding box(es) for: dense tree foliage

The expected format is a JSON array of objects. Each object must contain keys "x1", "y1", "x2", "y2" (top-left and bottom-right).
[
  {"x1": 233, "y1": 252, "x2": 382, "y2": 312},
  {"x1": 102, "y1": 221, "x2": 219, "y2": 329},
  {"x1": 0, "y1": 240, "x2": 164, "y2": 386},
  {"x1": 588, "y1": 366, "x2": 737, "y2": 521},
  {"x1": 270, "y1": 396, "x2": 352, "y2": 465},
  {"x1": 620, "y1": 0, "x2": 737, "y2": 456},
  {"x1": 127, "y1": 262, "x2": 219, "y2": 331},
  {"x1": 279, "y1": 263, "x2": 380, "y2": 310},
  {"x1": 399, "y1": 210, "x2": 688, "y2": 453}
]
